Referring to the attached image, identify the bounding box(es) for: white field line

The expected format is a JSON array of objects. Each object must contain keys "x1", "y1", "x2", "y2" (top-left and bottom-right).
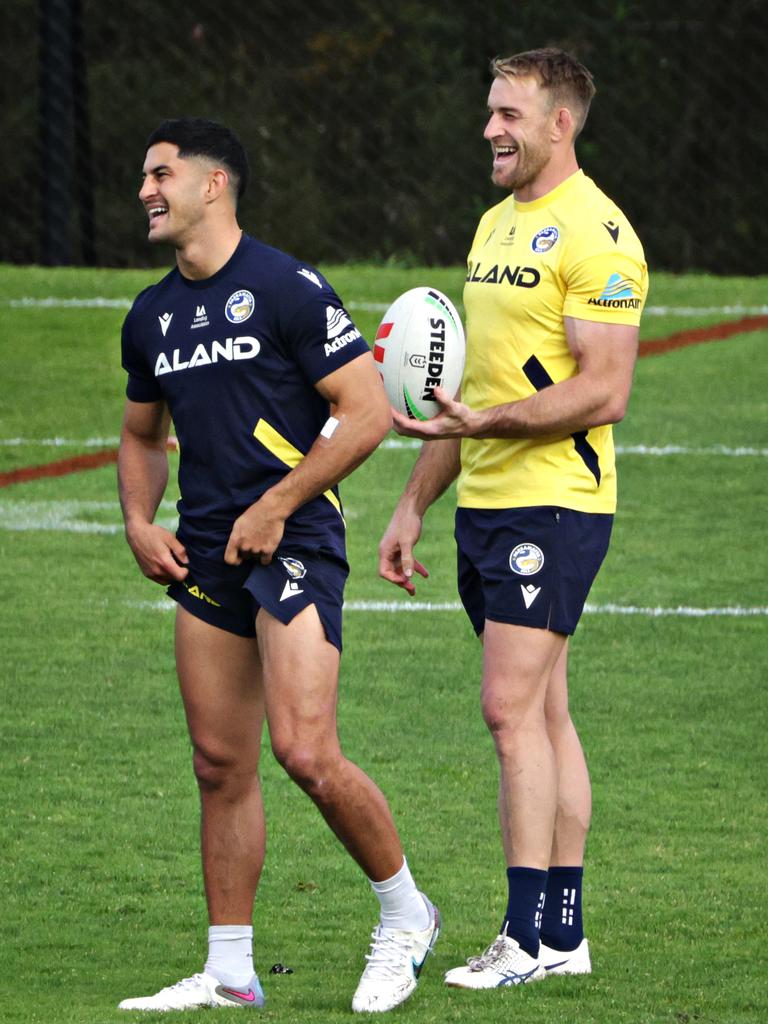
[
  {"x1": 123, "y1": 597, "x2": 768, "y2": 618},
  {"x1": 349, "y1": 600, "x2": 768, "y2": 617},
  {"x1": 380, "y1": 440, "x2": 768, "y2": 456},
  {"x1": 7, "y1": 297, "x2": 132, "y2": 309},
  {"x1": 0, "y1": 436, "x2": 121, "y2": 447},
  {"x1": 1, "y1": 504, "x2": 757, "y2": 617},
  {"x1": 615, "y1": 443, "x2": 768, "y2": 457},
  {"x1": 1, "y1": 437, "x2": 766, "y2": 457},
  {"x1": 5, "y1": 296, "x2": 768, "y2": 317},
  {"x1": 0, "y1": 499, "x2": 177, "y2": 534},
  {"x1": 2, "y1": 496, "x2": 755, "y2": 618}
]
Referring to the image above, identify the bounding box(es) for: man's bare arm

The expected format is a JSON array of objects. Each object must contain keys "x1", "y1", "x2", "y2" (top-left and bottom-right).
[
  {"x1": 118, "y1": 398, "x2": 188, "y2": 584},
  {"x1": 378, "y1": 436, "x2": 461, "y2": 595},
  {"x1": 392, "y1": 318, "x2": 639, "y2": 441},
  {"x1": 224, "y1": 351, "x2": 391, "y2": 566}
]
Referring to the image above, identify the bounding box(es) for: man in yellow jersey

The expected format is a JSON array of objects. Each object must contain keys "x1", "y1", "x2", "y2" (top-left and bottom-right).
[{"x1": 379, "y1": 49, "x2": 648, "y2": 989}]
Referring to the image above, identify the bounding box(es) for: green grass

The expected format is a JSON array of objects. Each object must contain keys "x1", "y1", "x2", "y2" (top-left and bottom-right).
[{"x1": 0, "y1": 263, "x2": 766, "y2": 1023}]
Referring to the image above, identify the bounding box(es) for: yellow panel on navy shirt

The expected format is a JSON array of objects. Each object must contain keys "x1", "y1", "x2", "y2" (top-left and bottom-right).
[{"x1": 458, "y1": 169, "x2": 648, "y2": 514}]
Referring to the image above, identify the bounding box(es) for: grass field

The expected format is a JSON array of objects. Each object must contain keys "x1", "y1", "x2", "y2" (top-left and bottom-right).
[{"x1": 0, "y1": 263, "x2": 766, "y2": 1024}]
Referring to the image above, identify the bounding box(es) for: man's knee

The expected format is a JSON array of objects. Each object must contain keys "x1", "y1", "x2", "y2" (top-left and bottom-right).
[
  {"x1": 481, "y1": 689, "x2": 547, "y2": 751},
  {"x1": 192, "y1": 744, "x2": 257, "y2": 795},
  {"x1": 271, "y1": 737, "x2": 339, "y2": 797},
  {"x1": 544, "y1": 687, "x2": 572, "y2": 727}
]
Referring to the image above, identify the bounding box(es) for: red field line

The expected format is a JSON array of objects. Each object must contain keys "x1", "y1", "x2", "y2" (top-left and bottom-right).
[
  {"x1": 638, "y1": 314, "x2": 768, "y2": 357},
  {"x1": 0, "y1": 449, "x2": 119, "y2": 487},
  {"x1": 0, "y1": 439, "x2": 179, "y2": 489},
  {"x1": 2, "y1": 315, "x2": 766, "y2": 489}
]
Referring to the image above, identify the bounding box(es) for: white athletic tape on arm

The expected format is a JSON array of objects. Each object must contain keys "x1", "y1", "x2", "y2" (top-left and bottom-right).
[{"x1": 320, "y1": 416, "x2": 339, "y2": 440}]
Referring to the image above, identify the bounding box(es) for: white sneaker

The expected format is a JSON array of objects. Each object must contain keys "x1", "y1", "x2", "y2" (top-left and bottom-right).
[
  {"x1": 352, "y1": 894, "x2": 441, "y2": 1013},
  {"x1": 539, "y1": 937, "x2": 591, "y2": 975},
  {"x1": 118, "y1": 971, "x2": 265, "y2": 1011},
  {"x1": 444, "y1": 933, "x2": 546, "y2": 989}
]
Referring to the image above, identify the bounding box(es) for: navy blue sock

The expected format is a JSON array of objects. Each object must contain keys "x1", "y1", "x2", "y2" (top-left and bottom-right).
[
  {"x1": 539, "y1": 866, "x2": 584, "y2": 951},
  {"x1": 501, "y1": 867, "x2": 548, "y2": 958}
]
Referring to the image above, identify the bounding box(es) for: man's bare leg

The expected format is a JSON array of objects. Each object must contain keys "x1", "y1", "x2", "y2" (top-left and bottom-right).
[
  {"x1": 256, "y1": 604, "x2": 404, "y2": 881},
  {"x1": 175, "y1": 607, "x2": 266, "y2": 924},
  {"x1": 545, "y1": 641, "x2": 591, "y2": 866},
  {"x1": 444, "y1": 622, "x2": 566, "y2": 987},
  {"x1": 481, "y1": 621, "x2": 567, "y2": 869},
  {"x1": 539, "y1": 640, "x2": 592, "y2": 967},
  {"x1": 256, "y1": 604, "x2": 438, "y2": 1014}
]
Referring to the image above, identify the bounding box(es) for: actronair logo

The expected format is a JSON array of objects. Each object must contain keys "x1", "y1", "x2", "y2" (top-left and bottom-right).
[
  {"x1": 327, "y1": 305, "x2": 353, "y2": 339},
  {"x1": 588, "y1": 273, "x2": 640, "y2": 309},
  {"x1": 154, "y1": 336, "x2": 261, "y2": 376},
  {"x1": 324, "y1": 305, "x2": 360, "y2": 356},
  {"x1": 183, "y1": 581, "x2": 221, "y2": 606}
]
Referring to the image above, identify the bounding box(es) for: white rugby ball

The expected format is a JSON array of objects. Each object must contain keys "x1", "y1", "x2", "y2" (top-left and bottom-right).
[{"x1": 374, "y1": 287, "x2": 465, "y2": 420}]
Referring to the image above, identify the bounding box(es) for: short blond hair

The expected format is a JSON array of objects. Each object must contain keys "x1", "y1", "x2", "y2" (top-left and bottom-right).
[{"x1": 491, "y1": 48, "x2": 596, "y2": 138}]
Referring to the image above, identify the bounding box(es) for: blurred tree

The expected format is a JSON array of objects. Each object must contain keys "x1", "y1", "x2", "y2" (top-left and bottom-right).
[{"x1": 4, "y1": 0, "x2": 766, "y2": 271}]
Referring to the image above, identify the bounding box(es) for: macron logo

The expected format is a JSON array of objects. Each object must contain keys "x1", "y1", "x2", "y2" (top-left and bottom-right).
[
  {"x1": 521, "y1": 584, "x2": 541, "y2": 609},
  {"x1": 280, "y1": 579, "x2": 304, "y2": 602},
  {"x1": 298, "y1": 268, "x2": 322, "y2": 288},
  {"x1": 158, "y1": 312, "x2": 173, "y2": 337}
]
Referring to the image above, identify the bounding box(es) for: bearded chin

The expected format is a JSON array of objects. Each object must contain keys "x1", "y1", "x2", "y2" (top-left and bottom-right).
[
  {"x1": 493, "y1": 165, "x2": 528, "y2": 191},
  {"x1": 496, "y1": 148, "x2": 549, "y2": 192}
]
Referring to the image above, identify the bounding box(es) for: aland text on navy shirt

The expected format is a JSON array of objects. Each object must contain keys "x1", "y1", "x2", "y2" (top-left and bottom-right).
[{"x1": 121, "y1": 234, "x2": 370, "y2": 561}]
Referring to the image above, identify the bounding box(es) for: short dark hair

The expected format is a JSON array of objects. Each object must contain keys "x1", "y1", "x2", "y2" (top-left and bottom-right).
[
  {"x1": 491, "y1": 48, "x2": 596, "y2": 138},
  {"x1": 146, "y1": 118, "x2": 249, "y2": 202}
]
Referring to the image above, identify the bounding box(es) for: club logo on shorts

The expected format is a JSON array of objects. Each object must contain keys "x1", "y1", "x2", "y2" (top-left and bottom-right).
[
  {"x1": 225, "y1": 290, "x2": 255, "y2": 324},
  {"x1": 509, "y1": 543, "x2": 545, "y2": 576},
  {"x1": 279, "y1": 556, "x2": 306, "y2": 580},
  {"x1": 531, "y1": 227, "x2": 559, "y2": 253}
]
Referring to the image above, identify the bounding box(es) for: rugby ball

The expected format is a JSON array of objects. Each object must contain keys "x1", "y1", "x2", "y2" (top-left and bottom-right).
[{"x1": 374, "y1": 287, "x2": 465, "y2": 420}]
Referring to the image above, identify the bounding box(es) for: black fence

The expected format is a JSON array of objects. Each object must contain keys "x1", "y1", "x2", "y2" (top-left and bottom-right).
[{"x1": 4, "y1": 0, "x2": 767, "y2": 273}]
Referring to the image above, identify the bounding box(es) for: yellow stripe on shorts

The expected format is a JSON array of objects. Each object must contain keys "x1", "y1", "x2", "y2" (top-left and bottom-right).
[{"x1": 253, "y1": 419, "x2": 344, "y2": 519}]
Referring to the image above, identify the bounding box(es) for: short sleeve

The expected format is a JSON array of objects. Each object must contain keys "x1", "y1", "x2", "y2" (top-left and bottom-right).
[
  {"x1": 121, "y1": 311, "x2": 163, "y2": 402},
  {"x1": 277, "y1": 266, "x2": 371, "y2": 384},
  {"x1": 563, "y1": 250, "x2": 649, "y2": 327}
]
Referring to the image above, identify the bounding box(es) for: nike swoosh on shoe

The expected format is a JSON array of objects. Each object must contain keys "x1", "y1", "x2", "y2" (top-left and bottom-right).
[{"x1": 217, "y1": 986, "x2": 258, "y2": 1003}]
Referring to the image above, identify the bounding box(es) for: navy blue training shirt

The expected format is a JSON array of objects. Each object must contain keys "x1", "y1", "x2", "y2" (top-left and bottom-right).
[{"x1": 121, "y1": 233, "x2": 371, "y2": 561}]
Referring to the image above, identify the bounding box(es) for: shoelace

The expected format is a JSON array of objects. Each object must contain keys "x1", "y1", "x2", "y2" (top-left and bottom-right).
[
  {"x1": 467, "y1": 936, "x2": 511, "y2": 971},
  {"x1": 167, "y1": 974, "x2": 207, "y2": 992},
  {"x1": 363, "y1": 928, "x2": 416, "y2": 980}
]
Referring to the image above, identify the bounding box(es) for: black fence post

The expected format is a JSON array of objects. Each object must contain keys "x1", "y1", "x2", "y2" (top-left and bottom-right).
[
  {"x1": 71, "y1": 0, "x2": 95, "y2": 265},
  {"x1": 39, "y1": 0, "x2": 74, "y2": 265}
]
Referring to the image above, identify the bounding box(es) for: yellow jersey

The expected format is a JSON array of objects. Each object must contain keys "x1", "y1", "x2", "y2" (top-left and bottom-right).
[{"x1": 458, "y1": 169, "x2": 648, "y2": 513}]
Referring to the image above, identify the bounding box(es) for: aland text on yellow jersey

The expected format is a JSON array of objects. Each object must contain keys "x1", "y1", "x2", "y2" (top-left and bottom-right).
[{"x1": 458, "y1": 169, "x2": 649, "y2": 513}]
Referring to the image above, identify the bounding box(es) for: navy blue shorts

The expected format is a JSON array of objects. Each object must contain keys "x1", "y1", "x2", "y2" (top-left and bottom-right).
[
  {"x1": 455, "y1": 506, "x2": 613, "y2": 636},
  {"x1": 167, "y1": 546, "x2": 348, "y2": 651}
]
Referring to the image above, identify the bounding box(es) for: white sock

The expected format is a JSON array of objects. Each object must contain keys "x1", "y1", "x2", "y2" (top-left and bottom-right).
[
  {"x1": 204, "y1": 925, "x2": 254, "y2": 986},
  {"x1": 369, "y1": 858, "x2": 430, "y2": 931}
]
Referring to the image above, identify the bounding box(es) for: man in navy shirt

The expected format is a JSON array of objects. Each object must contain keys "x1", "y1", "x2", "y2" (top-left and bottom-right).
[{"x1": 117, "y1": 118, "x2": 438, "y2": 1014}]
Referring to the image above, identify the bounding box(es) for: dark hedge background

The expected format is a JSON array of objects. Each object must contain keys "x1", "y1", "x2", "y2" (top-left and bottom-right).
[{"x1": 3, "y1": 0, "x2": 766, "y2": 272}]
